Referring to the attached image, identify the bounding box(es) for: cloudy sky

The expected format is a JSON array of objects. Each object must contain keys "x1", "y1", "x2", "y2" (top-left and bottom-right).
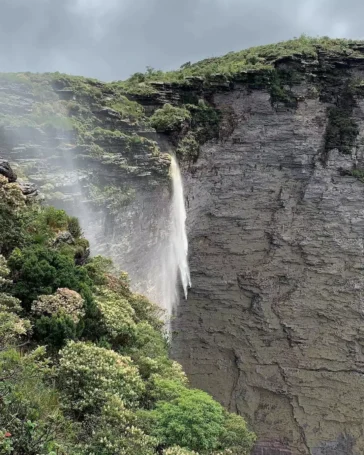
[{"x1": 0, "y1": 0, "x2": 362, "y2": 81}]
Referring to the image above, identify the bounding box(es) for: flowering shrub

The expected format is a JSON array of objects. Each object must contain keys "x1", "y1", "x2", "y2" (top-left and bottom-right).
[
  {"x1": 80, "y1": 396, "x2": 157, "y2": 455},
  {"x1": 0, "y1": 255, "x2": 10, "y2": 287},
  {"x1": 0, "y1": 311, "x2": 30, "y2": 348},
  {"x1": 0, "y1": 255, "x2": 30, "y2": 347},
  {"x1": 58, "y1": 341, "x2": 145, "y2": 413},
  {"x1": 164, "y1": 446, "x2": 199, "y2": 455},
  {"x1": 95, "y1": 287, "x2": 137, "y2": 343},
  {"x1": 32, "y1": 288, "x2": 85, "y2": 323},
  {"x1": 0, "y1": 175, "x2": 25, "y2": 209},
  {"x1": 214, "y1": 412, "x2": 257, "y2": 455}
]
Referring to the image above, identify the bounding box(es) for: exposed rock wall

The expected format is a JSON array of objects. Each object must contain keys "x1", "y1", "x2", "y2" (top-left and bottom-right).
[{"x1": 172, "y1": 59, "x2": 364, "y2": 454}]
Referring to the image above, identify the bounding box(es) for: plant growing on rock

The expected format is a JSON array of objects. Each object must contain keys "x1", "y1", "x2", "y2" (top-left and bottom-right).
[{"x1": 150, "y1": 103, "x2": 191, "y2": 132}]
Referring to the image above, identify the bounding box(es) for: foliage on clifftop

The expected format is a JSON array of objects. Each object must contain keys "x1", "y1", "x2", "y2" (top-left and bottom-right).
[
  {"x1": 0, "y1": 165, "x2": 256, "y2": 455},
  {"x1": 121, "y1": 36, "x2": 364, "y2": 91}
]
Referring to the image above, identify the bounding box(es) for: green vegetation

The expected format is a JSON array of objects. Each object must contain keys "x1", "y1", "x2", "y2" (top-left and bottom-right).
[
  {"x1": 88, "y1": 183, "x2": 136, "y2": 214},
  {"x1": 176, "y1": 132, "x2": 200, "y2": 161},
  {"x1": 0, "y1": 171, "x2": 256, "y2": 454},
  {"x1": 349, "y1": 168, "x2": 364, "y2": 182},
  {"x1": 324, "y1": 106, "x2": 359, "y2": 155},
  {"x1": 150, "y1": 104, "x2": 191, "y2": 132},
  {"x1": 120, "y1": 36, "x2": 364, "y2": 92}
]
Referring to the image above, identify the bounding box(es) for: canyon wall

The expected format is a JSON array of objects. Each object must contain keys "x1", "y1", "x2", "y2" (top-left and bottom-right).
[{"x1": 172, "y1": 54, "x2": 364, "y2": 454}]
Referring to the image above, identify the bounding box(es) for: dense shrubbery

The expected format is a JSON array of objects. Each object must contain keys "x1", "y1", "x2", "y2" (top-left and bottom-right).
[
  {"x1": 0, "y1": 173, "x2": 256, "y2": 454},
  {"x1": 150, "y1": 104, "x2": 191, "y2": 132}
]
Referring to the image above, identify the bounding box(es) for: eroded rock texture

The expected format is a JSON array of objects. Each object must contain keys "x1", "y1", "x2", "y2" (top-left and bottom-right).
[{"x1": 173, "y1": 65, "x2": 364, "y2": 453}]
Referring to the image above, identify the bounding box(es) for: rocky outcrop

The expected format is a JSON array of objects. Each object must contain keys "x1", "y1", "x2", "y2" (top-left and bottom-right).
[
  {"x1": 171, "y1": 50, "x2": 364, "y2": 454},
  {"x1": 0, "y1": 158, "x2": 17, "y2": 182},
  {"x1": 0, "y1": 158, "x2": 38, "y2": 200}
]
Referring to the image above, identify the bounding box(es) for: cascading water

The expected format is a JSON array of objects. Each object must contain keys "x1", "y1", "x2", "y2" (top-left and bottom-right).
[
  {"x1": 170, "y1": 155, "x2": 191, "y2": 302},
  {"x1": 141, "y1": 155, "x2": 191, "y2": 323}
]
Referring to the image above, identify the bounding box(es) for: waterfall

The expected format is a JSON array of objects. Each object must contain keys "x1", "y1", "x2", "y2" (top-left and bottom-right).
[{"x1": 170, "y1": 155, "x2": 191, "y2": 301}]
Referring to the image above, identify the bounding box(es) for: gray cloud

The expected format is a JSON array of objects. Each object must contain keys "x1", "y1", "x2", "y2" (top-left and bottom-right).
[{"x1": 0, "y1": 0, "x2": 363, "y2": 81}]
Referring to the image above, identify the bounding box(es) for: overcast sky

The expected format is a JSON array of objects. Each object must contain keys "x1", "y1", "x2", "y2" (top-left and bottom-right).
[{"x1": 0, "y1": 0, "x2": 363, "y2": 81}]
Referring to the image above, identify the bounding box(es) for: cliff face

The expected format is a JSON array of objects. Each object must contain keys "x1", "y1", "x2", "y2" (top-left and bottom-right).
[
  {"x1": 171, "y1": 51, "x2": 364, "y2": 454},
  {"x1": 3, "y1": 38, "x2": 364, "y2": 455}
]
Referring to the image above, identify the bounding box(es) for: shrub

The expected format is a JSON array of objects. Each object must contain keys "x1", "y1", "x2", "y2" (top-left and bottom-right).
[
  {"x1": 164, "y1": 447, "x2": 199, "y2": 455},
  {"x1": 79, "y1": 396, "x2": 157, "y2": 455},
  {"x1": 176, "y1": 132, "x2": 200, "y2": 161},
  {"x1": 85, "y1": 255, "x2": 113, "y2": 285},
  {"x1": 0, "y1": 255, "x2": 10, "y2": 286},
  {"x1": 34, "y1": 314, "x2": 78, "y2": 350},
  {"x1": 216, "y1": 412, "x2": 256, "y2": 455},
  {"x1": 95, "y1": 287, "x2": 137, "y2": 345},
  {"x1": 58, "y1": 341, "x2": 145, "y2": 414},
  {"x1": 128, "y1": 293, "x2": 164, "y2": 331},
  {"x1": 150, "y1": 388, "x2": 225, "y2": 452},
  {"x1": 150, "y1": 104, "x2": 191, "y2": 132},
  {"x1": 0, "y1": 177, "x2": 27, "y2": 256},
  {"x1": 0, "y1": 310, "x2": 31, "y2": 348},
  {"x1": 8, "y1": 245, "x2": 92, "y2": 310},
  {"x1": 67, "y1": 216, "x2": 83, "y2": 238},
  {"x1": 43, "y1": 206, "x2": 69, "y2": 231},
  {"x1": 32, "y1": 288, "x2": 85, "y2": 323},
  {"x1": 0, "y1": 347, "x2": 73, "y2": 455}
]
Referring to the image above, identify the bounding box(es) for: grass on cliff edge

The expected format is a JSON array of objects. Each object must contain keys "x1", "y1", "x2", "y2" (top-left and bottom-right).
[{"x1": 119, "y1": 35, "x2": 364, "y2": 92}]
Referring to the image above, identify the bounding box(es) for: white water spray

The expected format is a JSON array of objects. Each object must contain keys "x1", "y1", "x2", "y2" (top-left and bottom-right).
[
  {"x1": 170, "y1": 155, "x2": 191, "y2": 301},
  {"x1": 142, "y1": 155, "x2": 191, "y2": 321}
]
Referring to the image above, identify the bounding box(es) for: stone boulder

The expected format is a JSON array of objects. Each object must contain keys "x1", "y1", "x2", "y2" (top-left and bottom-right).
[
  {"x1": 17, "y1": 181, "x2": 38, "y2": 197},
  {"x1": 0, "y1": 159, "x2": 17, "y2": 182}
]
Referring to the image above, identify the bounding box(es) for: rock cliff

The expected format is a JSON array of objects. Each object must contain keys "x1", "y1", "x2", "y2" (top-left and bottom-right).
[
  {"x1": 3, "y1": 37, "x2": 364, "y2": 455},
  {"x1": 169, "y1": 42, "x2": 364, "y2": 454}
]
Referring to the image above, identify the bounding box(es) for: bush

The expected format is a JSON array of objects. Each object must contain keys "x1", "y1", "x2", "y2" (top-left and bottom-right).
[
  {"x1": 95, "y1": 287, "x2": 137, "y2": 345},
  {"x1": 8, "y1": 245, "x2": 92, "y2": 310},
  {"x1": 216, "y1": 412, "x2": 256, "y2": 455},
  {"x1": 164, "y1": 447, "x2": 199, "y2": 455},
  {"x1": 43, "y1": 206, "x2": 69, "y2": 231},
  {"x1": 176, "y1": 132, "x2": 200, "y2": 161},
  {"x1": 32, "y1": 288, "x2": 85, "y2": 322},
  {"x1": 0, "y1": 347, "x2": 73, "y2": 455},
  {"x1": 34, "y1": 314, "x2": 78, "y2": 350},
  {"x1": 58, "y1": 341, "x2": 145, "y2": 414},
  {"x1": 67, "y1": 216, "x2": 83, "y2": 238},
  {"x1": 0, "y1": 177, "x2": 27, "y2": 256},
  {"x1": 150, "y1": 104, "x2": 191, "y2": 132},
  {"x1": 150, "y1": 388, "x2": 225, "y2": 452},
  {"x1": 79, "y1": 396, "x2": 157, "y2": 455}
]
